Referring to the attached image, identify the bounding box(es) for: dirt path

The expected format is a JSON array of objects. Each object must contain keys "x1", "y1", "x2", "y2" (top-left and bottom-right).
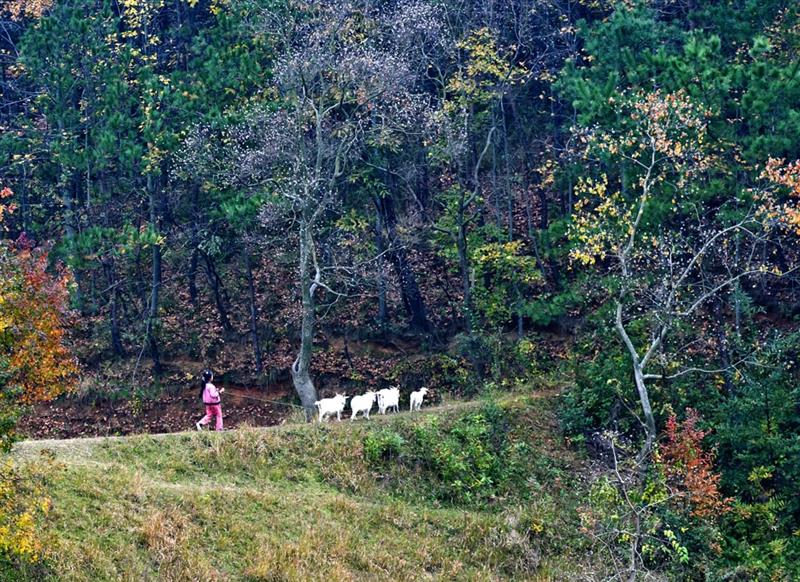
[
  {"x1": 17, "y1": 385, "x2": 295, "y2": 440},
  {"x1": 13, "y1": 389, "x2": 563, "y2": 462},
  {"x1": 12, "y1": 401, "x2": 452, "y2": 458}
]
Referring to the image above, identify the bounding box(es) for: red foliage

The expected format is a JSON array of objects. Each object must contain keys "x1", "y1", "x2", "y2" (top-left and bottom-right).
[
  {"x1": 1, "y1": 193, "x2": 78, "y2": 404},
  {"x1": 658, "y1": 409, "x2": 732, "y2": 519}
]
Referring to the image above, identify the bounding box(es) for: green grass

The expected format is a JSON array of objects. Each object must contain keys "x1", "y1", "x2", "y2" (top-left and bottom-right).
[{"x1": 11, "y1": 394, "x2": 599, "y2": 581}]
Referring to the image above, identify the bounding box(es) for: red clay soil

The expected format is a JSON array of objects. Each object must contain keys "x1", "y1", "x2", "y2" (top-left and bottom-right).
[{"x1": 18, "y1": 386, "x2": 295, "y2": 439}]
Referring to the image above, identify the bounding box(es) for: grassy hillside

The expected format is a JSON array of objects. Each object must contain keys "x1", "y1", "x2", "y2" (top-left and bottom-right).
[{"x1": 10, "y1": 393, "x2": 599, "y2": 581}]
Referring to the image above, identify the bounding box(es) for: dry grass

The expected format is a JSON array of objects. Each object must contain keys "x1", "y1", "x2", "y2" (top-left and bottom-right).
[
  {"x1": 140, "y1": 507, "x2": 224, "y2": 581},
  {"x1": 9, "y1": 393, "x2": 600, "y2": 581}
]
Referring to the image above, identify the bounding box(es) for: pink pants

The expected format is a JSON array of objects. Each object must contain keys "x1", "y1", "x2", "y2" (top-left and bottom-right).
[{"x1": 199, "y1": 404, "x2": 223, "y2": 430}]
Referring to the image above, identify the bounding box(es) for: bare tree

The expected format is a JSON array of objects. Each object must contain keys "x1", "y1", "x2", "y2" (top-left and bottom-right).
[
  {"x1": 570, "y1": 90, "x2": 788, "y2": 456},
  {"x1": 222, "y1": 0, "x2": 428, "y2": 417}
]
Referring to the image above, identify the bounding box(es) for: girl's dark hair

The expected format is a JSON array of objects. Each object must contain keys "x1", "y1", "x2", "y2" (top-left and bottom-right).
[{"x1": 202, "y1": 369, "x2": 213, "y2": 383}]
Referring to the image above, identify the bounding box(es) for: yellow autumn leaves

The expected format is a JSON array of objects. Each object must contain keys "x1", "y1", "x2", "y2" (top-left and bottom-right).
[
  {"x1": 1, "y1": 0, "x2": 53, "y2": 20},
  {"x1": 445, "y1": 28, "x2": 528, "y2": 112},
  {"x1": 569, "y1": 90, "x2": 716, "y2": 267},
  {"x1": 569, "y1": 175, "x2": 632, "y2": 266},
  {"x1": 473, "y1": 240, "x2": 540, "y2": 284},
  {"x1": 0, "y1": 460, "x2": 53, "y2": 564}
]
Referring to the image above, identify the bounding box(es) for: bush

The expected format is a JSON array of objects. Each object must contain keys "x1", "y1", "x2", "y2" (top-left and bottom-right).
[
  {"x1": 452, "y1": 332, "x2": 543, "y2": 389},
  {"x1": 362, "y1": 429, "x2": 406, "y2": 464},
  {"x1": 708, "y1": 332, "x2": 800, "y2": 579},
  {"x1": 559, "y1": 337, "x2": 634, "y2": 437},
  {"x1": 0, "y1": 458, "x2": 55, "y2": 578},
  {"x1": 363, "y1": 402, "x2": 534, "y2": 506}
]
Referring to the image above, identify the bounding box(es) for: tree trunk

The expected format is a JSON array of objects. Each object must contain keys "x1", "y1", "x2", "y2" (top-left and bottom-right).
[
  {"x1": 632, "y1": 364, "x2": 656, "y2": 456},
  {"x1": 734, "y1": 237, "x2": 742, "y2": 339},
  {"x1": 373, "y1": 194, "x2": 431, "y2": 333},
  {"x1": 63, "y1": 174, "x2": 83, "y2": 311},
  {"x1": 146, "y1": 173, "x2": 162, "y2": 374},
  {"x1": 417, "y1": 145, "x2": 430, "y2": 216},
  {"x1": 202, "y1": 252, "x2": 234, "y2": 334},
  {"x1": 134, "y1": 244, "x2": 147, "y2": 313},
  {"x1": 188, "y1": 185, "x2": 200, "y2": 309},
  {"x1": 103, "y1": 258, "x2": 124, "y2": 357},
  {"x1": 615, "y1": 301, "x2": 657, "y2": 455},
  {"x1": 394, "y1": 249, "x2": 431, "y2": 333},
  {"x1": 714, "y1": 297, "x2": 734, "y2": 397},
  {"x1": 188, "y1": 245, "x2": 200, "y2": 308},
  {"x1": 242, "y1": 245, "x2": 263, "y2": 375},
  {"x1": 291, "y1": 221, "x2": 319, "y2": 420},
  {"x1": 374, "y1": 207, "x2": 388, "y2": 327},
  {"x1": 456, "y1": 211, "x2": 472, "y2": 333}
]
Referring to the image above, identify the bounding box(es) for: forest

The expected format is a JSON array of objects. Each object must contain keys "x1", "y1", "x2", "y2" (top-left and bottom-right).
[{"x1": 1, "y1": 0, "x2": 799, "y2": 579}]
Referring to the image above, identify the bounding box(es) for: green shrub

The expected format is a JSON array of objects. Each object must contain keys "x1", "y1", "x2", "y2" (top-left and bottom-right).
[
  {"x1": 362, "y1": 429, "x2": 406, "y2": 464},
  {"x1": 362, "y1": 402, "x2": 539, "y2": 506},
  {"x1": 452, "y1": 332, "x2": 543, "y2": 389},
  {"x1": 0, "y1": 458, "x2": 56, "y2": 580},
  {"x1": 559, "y1": 338, "x2": 634, "y2": 437}
]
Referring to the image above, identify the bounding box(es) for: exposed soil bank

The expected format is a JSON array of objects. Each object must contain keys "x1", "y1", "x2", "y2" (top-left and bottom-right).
[{"x1": 18, "y1": 385, "x2": 295, "y2": 439}]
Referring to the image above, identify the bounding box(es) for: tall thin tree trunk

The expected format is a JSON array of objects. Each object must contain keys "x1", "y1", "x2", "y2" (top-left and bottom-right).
[
  {"x1": 103, "y1": 258, "x2": 124, "y2": 357},
  {"x1": 188, "y1": 185, "x2": 200, "y2": 309},
  {"x1": 501, "y1": 98, "x2": 513, "y2": 241},
  {"x1": 373, "y1": 194, "x2": 431, "y2": 333},
  {"x1": 734, "y1": 237, "x2": 742, "y2": 339},
  {"x1": 615, "y1": 301, "x2": 657, "y2": 456},
  {"x1": 146, "y1": 173, "x2": 162, "y2": 373},
  {"x1": 456, "y1": 208, "x2": 472, "y2": 333},
  {"x1": 375, "y1": 207, "x2": 387, "y2": 327},
  {"x1": 57, "y1": 113, "x2": 83, "y2": 310},
  {"x1": 714, "y1": 297, "x2": 734, "y2": 396},
  {"x1": 188, "y1": 244, "x2": 200, "y2": 308},
  {"x1": 134, "y1": 244, "x2": 148, "y2": 313},
  {"x1": 631, "y1": 365, "x2": 656, "y2": 455},
  {"x1": 417, "y1": 144, "x2": 430, "y2": 217},
  {"x1": 63, "y1": 173, "x2": 83, "y2": 311},
  {"x1": 202, "y1": 253, "x2": 233, "y2": 334},
  {"x1": 19, "y1": 169, "x2": 31, "y2": 234},
  {"x1": 291, "y1": 221, "x2": 319, "y2": 420},
  {"x1": 242, "y1": 245, "x2": 263, "y2": 375}
]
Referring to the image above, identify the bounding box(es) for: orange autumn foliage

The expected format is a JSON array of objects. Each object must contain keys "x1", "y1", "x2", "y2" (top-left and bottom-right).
[
  {"x1": 0, "y1": 190, "x2": 63, "y2": 566},
  {"x1": 1, "y1": 0, "x2": 53, "y2": 20},
  {"x1": 0, "y1": 188, "x2": 78, "y2": 404},
  {"x1": 761, "y1": 158, "x2": 800, "y2": 234},
  {"x1": 0, "y1": 187, "x2": 14, "y2": 226},
  {"x1": 658, "y1": 409, "x2": 732, "y2": 519}
]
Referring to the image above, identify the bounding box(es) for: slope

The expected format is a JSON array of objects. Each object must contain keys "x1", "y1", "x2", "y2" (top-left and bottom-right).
[{"x1": 10, "y1": 392, "x2": 598, "y2": 581}]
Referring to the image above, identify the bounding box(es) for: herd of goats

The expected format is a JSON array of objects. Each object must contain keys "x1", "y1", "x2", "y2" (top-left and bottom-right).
[{"x1": 314, "y1": 387, "x2": 429, "y2": 422}]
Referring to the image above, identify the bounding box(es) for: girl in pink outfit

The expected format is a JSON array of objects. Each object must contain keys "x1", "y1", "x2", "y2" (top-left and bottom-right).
[{"x1": 196, "y1": 369, "x2": 225, "y2": 431}]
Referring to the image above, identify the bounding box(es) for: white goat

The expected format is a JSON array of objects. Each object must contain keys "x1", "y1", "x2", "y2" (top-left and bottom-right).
[
  {"x1": 314, "y1": 393, "x2": 347, "y2": 422},
  {"x1": 350, "y1": 391, "x2": 377, "y2": 421},
  {"x1": 409, "y1": 387, "x2": 429, "y2": 412},
  {"x1": 377, "y1": 387, "x2": 400, "y2": 415}
]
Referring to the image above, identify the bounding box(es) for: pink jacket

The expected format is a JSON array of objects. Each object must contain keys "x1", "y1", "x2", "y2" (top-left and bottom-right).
[{"x1": 202, "y1": 382, "x2": 221, "y2": 405}]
